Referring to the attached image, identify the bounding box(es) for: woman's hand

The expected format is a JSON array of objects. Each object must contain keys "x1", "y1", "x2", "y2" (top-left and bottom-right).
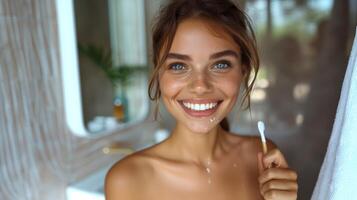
[{"x1": 257, "y1": 149, "x2": 298, "y2": 200}]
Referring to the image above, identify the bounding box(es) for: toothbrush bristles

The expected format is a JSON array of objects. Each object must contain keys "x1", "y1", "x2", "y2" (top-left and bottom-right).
[{"x1": 257, "y1": 121, "x2": 266, "y2": 143}]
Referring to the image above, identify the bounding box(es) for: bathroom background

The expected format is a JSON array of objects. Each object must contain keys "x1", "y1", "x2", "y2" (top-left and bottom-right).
[{"x1": 0, "y1": 0, "x2": 357, "y2": 200}]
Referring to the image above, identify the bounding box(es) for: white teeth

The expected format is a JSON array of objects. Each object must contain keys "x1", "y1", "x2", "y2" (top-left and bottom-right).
[
  {"x1": 199, "y1": 104, "x2": 204, "y2": 110},
  {"x1": 182, "y1": 101, "x2": 218, "y2": 111},
  {"x1": 194, "y1": 104, "x2": 200, "y2": 110}
]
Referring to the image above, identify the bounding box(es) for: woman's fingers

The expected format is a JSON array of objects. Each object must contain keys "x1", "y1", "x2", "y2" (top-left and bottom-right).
[
  {"x1": 262, "y1": 190, "x2": 298, "y2": 200},
  {"x1": 260, "y1": 179, "x2": 298, "y2": 194},
  {"x1": 258, "y1": 167, "x2": 298, "y2": 184},
  {"x1": 257, "y1": 148, "x2": 298, "y2": 200},
  {"x1": 262, "y1": 148, "x2": 289, "y2": 169},
  {"x1": 257, "y1": 152, "x2": 265, "y2": 174}
]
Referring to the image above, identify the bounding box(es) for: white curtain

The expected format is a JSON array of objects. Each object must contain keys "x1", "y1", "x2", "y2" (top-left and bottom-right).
[
  {"x1": 312, "y1": 27, "x2": 357, "y2": 199},
  {"x1": 108, "y1": 0, "x2": 147, "y2": 66}
]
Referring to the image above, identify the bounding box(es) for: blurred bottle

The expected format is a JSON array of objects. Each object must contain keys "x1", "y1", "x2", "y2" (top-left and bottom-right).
[{"x1": 113, "y1": 96, "x2": 125, "y2": 122}]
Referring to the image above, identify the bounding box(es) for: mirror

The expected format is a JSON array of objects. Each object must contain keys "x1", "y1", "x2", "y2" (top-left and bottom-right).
[{"x1": 56, "y1": 0, "x2": 153, "y2": 137}]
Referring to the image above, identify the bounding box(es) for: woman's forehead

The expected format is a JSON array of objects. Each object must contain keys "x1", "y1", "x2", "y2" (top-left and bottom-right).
[{"x1": 169, "y1": 18, "x2": 240, "y2": 54}]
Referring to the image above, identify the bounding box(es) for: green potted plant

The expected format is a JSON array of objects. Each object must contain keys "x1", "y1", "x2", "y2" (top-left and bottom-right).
[{"x1": 78, "y1": 43, "x2": 147, "y2": 122}]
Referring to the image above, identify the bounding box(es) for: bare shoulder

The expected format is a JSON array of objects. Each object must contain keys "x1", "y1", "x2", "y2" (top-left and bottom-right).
[
  {"x1": 241, "y1": 134, "x2": 277, "y2": 152},
  {"x1": 225, "y1": 132, "x2": 278, "y2": 158},
  {"x1": 104, "y1": 149, "x2": 154, "y2": 200}
]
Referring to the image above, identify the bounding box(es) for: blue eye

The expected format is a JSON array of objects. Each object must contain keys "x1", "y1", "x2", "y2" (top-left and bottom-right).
[
  {"x1": 213, "y1": 61, "x2": 231, "y2": 70},
  {"x1": 168, "y1": 63, "x2": 186, "y2": 71}
]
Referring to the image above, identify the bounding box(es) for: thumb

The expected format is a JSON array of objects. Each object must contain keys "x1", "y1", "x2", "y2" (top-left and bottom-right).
[{"x1": 257, "y1": 152, "x2": 264, "y2": 174}]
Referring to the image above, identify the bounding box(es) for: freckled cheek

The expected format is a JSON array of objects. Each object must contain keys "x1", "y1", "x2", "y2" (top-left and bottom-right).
[
  {"x1": 218, "y1": 74, "x2": 242, "y2": 97},
  {"x1": 159, "y1": 75, "x2": 185, "y2": 99}
]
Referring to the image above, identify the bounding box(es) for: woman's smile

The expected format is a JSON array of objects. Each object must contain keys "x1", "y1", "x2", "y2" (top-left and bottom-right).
[{"x1": 178, "y1": 99, "x2": 223, "y2": 118}]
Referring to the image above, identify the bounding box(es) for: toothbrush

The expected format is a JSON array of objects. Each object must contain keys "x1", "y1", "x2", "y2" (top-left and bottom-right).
[{"x1": 257, "y1": 121, "x2": 267, "y2": 154}]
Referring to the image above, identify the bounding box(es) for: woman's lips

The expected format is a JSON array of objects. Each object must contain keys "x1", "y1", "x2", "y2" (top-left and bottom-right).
[{"x1": 178, "y1": 100, "x2": 222, "y2": 118}]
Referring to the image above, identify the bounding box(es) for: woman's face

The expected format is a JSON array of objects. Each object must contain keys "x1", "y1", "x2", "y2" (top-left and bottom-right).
[{"x1": 159, "y1": 18, "x2": 243, "y2": 134}]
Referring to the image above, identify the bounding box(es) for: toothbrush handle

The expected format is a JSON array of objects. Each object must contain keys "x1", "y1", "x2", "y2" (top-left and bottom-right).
[{"x1": 262, "y1": 142, "x2": 268, "y2": 154}]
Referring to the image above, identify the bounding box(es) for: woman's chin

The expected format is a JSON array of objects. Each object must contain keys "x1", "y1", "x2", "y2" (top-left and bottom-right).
[{"x1": 185, "y1": 121, "x2": 218, "y2": 134}]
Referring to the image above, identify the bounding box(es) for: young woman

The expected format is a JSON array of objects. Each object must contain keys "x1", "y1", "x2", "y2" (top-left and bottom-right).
[{"x1": 105, "y1": 0, "x2": 298, "y2": 199}]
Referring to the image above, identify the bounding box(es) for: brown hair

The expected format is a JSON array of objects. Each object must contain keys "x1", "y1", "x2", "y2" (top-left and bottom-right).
[{"x1": 148, "y1": 0, "x2": 259, "y2": 130}]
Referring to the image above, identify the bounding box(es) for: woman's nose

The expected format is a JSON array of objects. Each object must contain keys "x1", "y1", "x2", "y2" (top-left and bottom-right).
[{"x1": 188, "y1": 73, "x2": 213, "y2": 95}]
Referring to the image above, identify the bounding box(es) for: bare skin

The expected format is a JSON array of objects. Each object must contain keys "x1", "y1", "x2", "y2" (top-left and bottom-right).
[{"x1": 105, "y1": 18, "x2": 298, "y2": 200}]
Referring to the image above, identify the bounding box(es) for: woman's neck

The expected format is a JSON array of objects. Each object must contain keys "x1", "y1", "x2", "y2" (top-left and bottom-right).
[{"x1": 166, "y1": 123, "x2": 226, "y2": 165}]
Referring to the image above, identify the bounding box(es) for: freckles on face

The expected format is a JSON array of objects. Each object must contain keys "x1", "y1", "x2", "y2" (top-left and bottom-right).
[
  {"x1": 158, "y1": 18, "x2": 243, "y2": 133},
  {"x1": 159, "y1": 72, "x2": 184, "y2": 101}
]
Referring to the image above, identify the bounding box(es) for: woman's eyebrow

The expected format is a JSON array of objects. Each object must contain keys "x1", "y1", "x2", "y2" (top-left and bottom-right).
[
  {"x1": 166, "y1": 53, "x2": 191, "y2": 61},
  {"x1": 166, "y1": 50, "x2": 240, "y2": 61},
  {"x1": 209, "y1": 50, "x2": 240, "y2": 60}
]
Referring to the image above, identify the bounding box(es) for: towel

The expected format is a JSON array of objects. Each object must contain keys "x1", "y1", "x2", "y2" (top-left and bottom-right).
[{"x1": 311, "y1": 27, "x2": 357, "y2": 199}]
